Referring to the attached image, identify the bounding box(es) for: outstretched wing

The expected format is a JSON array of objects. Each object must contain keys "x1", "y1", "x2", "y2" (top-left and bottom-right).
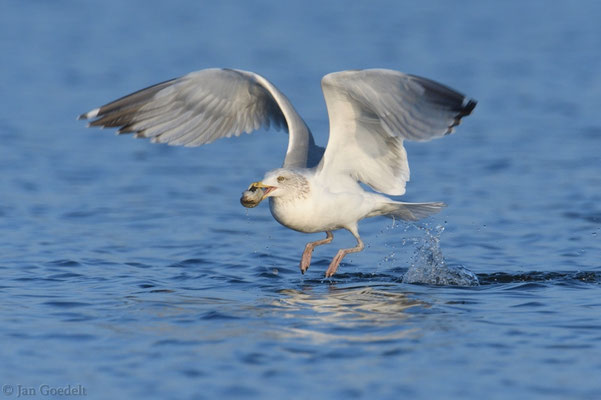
[
  {"x1": 79, "y1": 68, "x2": 319, "y2": 168},
  {"x1": 317, "y1": 69, "x2": 476, "y2": 195}
]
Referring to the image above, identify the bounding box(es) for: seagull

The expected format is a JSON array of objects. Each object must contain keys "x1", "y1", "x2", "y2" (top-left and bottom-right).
[{"x1": 79, "y1": 68, "x2": 476, "y2": 277}]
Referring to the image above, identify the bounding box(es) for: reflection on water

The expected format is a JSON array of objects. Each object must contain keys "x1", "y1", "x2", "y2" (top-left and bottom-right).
[
  {"x1": 98, "y1": 285, "x2": 429, "y2": 346},
  {"x1": 272, "y1": 286, "x2": 427, "y2": 343}
]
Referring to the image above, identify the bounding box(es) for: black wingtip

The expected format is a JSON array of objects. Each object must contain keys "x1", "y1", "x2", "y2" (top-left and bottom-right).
[
  {"x1": 460, "y1": 99, "x2": 477, "y2": 117},
  {"x1": 447, "y1": 98, "x2": 477, "y2": 134}
]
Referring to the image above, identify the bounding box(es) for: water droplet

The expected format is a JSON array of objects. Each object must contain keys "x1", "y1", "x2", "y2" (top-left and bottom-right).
[{"x1": 402, "y1": 224, "x2": 479, "y2": 286}]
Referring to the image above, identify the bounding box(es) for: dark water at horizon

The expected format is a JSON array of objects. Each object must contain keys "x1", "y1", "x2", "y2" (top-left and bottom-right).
[{"x1": 1, "y1": 1, "x2": 600, "y2": 399}]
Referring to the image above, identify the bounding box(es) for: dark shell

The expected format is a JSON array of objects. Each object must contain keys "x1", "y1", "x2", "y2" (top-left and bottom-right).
[{"x1": 240, "y1": 188, "x2": 264, "y2": 208}]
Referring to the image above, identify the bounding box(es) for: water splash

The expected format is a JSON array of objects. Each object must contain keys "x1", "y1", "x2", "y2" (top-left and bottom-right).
[{"x1": 402, "y1": 225, "x2": 480, "y2": 287}]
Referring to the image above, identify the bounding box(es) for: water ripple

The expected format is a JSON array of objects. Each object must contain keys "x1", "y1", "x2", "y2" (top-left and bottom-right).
[
  {"x1": 478, "y1": 271, "x2": 601, "y2": 285},
  {"x1": 43, "y1": 301, "x2": 92, "y2": 308}
]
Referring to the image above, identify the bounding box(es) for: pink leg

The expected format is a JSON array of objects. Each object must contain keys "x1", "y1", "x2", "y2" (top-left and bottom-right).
[
  {"x1": 300, "y1": 231, "x2": 334, "y2": 274},
  {"x1": 325, "y1": 235, "x2": 364, "y2": 278}
]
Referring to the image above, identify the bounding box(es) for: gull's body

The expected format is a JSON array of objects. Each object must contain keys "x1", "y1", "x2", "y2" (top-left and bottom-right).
[{"x1": 80, "y1": 68, "x2": 476, "y2": 277}]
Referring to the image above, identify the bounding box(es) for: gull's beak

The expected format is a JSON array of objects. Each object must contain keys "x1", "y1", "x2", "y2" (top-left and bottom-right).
[{"x1": 249, "y1": 181, "x2": 277, "y2": 201}]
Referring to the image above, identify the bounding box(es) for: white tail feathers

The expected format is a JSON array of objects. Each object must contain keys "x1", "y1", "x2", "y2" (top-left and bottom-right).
[{"x1": 381, "y1": 201, "x2": 446, "y2": 221}]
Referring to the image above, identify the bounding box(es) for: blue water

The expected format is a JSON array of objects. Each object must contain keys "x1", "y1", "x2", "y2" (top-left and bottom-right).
[{"x1": 1, "y1": 1, "x2": 600, "y2": 399}]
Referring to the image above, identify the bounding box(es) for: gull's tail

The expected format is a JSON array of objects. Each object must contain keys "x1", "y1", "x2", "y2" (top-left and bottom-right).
[{"x1": 377, "y1": 201, "x2": 446, "y2": 221}]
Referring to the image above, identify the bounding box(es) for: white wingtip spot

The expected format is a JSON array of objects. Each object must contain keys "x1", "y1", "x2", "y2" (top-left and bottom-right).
[{"x1": 81, "y1": 108, "x2": 100, "y2": 120}]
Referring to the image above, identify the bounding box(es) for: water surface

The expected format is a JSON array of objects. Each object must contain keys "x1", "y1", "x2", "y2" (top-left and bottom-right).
[{"x1": 1, "y1": 1, "x2": 600, "y2": 399}]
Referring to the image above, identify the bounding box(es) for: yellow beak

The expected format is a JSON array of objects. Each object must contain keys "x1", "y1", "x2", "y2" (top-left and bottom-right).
[
  {"x1": 249, "y1": 181, "x2": 276, "y2": 201},
  {"x1": 249, "y1": 181, "x2": 269, "y2": 189}
]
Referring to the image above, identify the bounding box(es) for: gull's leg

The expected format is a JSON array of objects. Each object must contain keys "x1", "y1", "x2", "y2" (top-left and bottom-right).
[
  {"x1": 325, "y1": 233, "x2": 364, "y2": 278},
  {"x1": 300, "y1": 231, "x2": 334, "y2": 274}
]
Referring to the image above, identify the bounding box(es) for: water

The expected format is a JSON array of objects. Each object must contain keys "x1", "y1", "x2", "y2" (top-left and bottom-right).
[
  {"x1": 1, "y1": 1, "x2": 600, "y2": 399},
  {"x1": 402, "y1": 225, "x2": 480, "y2": 286}
]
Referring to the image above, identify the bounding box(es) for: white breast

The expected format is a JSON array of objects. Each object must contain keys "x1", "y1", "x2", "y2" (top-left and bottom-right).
[
  {"x1": 268, "y1": 186, "x2": 378, "y2": 234},
  {"x1": 269, "y1": 196, "x2": 324, "y2": 233}
]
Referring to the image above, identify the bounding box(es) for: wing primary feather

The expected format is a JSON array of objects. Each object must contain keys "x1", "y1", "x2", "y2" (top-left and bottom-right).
[{"x1": 79, "y1": 79, "x2": 177, "y2": 121}]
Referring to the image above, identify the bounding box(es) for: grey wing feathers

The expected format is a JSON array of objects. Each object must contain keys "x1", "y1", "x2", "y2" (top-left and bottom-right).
[
  {"x1": 318, "y1": 69, "x2": 476, "y2": 196},
  {"x1": 324, "y1": 69, "x2": 476, "y2": 142},
  {"x1": 79, "y1": 68, "x2": 287, "y2": 147},
  {"x1": 78, "y1": 79, "x2": 176, "y2": 127},
  {"x1": 405, "y1": 74, "x2": 477, "y2": 135}
]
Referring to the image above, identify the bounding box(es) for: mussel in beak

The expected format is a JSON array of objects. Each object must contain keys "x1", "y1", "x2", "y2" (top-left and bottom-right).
[{"x1": 240, "y1": 182, "x2": 265, "y2": 208}]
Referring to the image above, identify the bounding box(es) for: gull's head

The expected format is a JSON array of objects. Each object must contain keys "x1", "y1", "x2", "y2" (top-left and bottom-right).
[{"x1": 244, "y1": 169, "x2": 310, "y2": 205}]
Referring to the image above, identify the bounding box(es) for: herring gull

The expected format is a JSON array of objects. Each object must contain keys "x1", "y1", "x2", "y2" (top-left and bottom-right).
[{"x1": 79, "y1": 68, "x2": 476, "y2": 277}]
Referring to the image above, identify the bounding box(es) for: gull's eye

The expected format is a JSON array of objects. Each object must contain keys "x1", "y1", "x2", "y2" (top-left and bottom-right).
[{"x1": 277, "y1": 176, "x2": 286, "y2": 183}]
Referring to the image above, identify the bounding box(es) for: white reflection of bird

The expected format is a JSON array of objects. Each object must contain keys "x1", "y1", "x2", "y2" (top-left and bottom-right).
[{"x1": 80, "y1": 68, "x2": 476, "y2": 277}]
